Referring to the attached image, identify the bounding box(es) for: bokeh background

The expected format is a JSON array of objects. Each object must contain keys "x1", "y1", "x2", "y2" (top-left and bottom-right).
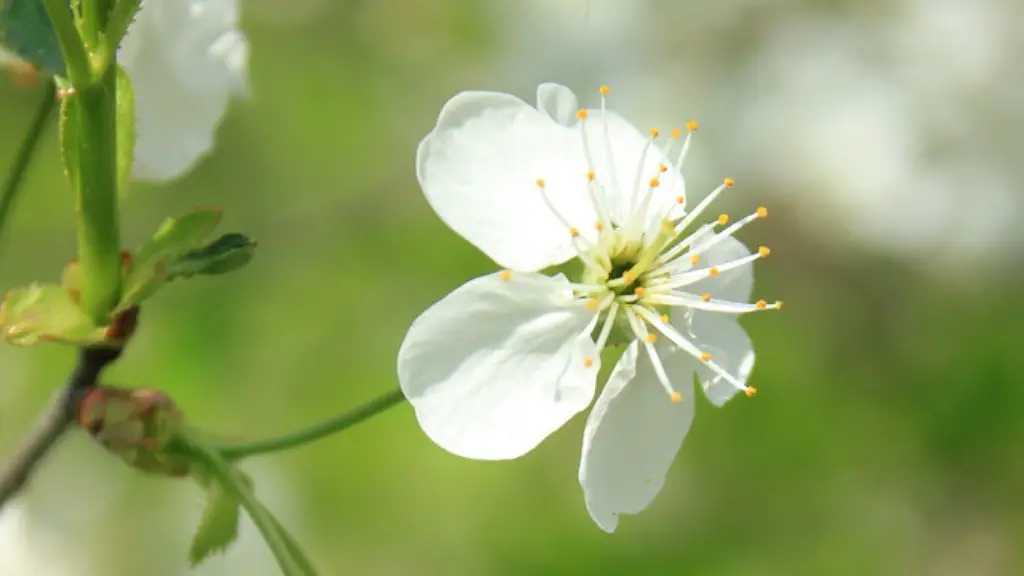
[{"x1": 2, "y1": 0, "x2": 1024, "y2": 574}]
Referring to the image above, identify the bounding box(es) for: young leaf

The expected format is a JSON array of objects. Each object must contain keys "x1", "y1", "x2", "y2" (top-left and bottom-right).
[
  {"x1": 0, "y1": 283, "x2": 105, "y2": 346},
  {"x1": 166, "y1": 233, "x2": 257, "y2": 280},
  {"x1": 118, "y1": 208, "x2": 223, "y2": 310},
  {"x1": 0, "y1": 0, "x2": 66, "y2": 77},
  {"x1": 189, "y1": 480, "x2": 242, "y2": 566},
  {"x1": 115, "y1": 65, "x2": 135, "y2": 197}
]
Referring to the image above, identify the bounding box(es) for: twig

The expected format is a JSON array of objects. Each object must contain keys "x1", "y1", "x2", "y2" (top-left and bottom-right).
[{"x1": 0, "y1": 347, "x2": 123, "y2": 510}]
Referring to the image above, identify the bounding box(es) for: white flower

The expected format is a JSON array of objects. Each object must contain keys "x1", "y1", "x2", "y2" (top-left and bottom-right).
[
  {"x1": 118, "y1": 0, "x2": 249, "y2": 182},
  {"x1": 398, "y1": 83, "x2": 779, "y2": 532}
]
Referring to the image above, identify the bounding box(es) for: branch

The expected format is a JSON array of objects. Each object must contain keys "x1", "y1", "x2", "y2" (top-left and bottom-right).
[{"x1": 0, "y1": 346, "x2": 123, "y2": 510}]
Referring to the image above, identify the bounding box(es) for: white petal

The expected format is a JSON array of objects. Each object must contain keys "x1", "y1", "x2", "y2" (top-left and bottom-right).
[
  {"x1": 691, "y1": 315, "x2": 755, "y2": 406},
  {"x1": 120, "y1": 0, "x2": 249, "y2": 181},
  {"x1": 579, "y1": 341, "x2": 696, "y2": 532},
  {"x1": 536, "y1": 83, "x2": 579, "y2": 126},
  {"x1": 398, "y1": 271, "x2": 599, "y2": 460},
  {"x1": 686, "y1": 236, "x2": 754, "y2": 302},
  {"x1": 416, "y1": 90, "x2": 596, "y2": 271},
  {"x1": 583, "y1": 110, "x2": 686, "y2": 227}
]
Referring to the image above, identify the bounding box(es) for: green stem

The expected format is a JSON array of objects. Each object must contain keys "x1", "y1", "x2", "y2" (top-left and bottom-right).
[
  {"x1": 102, "y1": 0, "x2": 143, "y2": 67},
  {"x1": 0, "y1": 81, "x2": 57, "y2": 259},
  {"x1": 74, "y1": 64, "x2": 122, "y2": 324},
  {"x1": 40, "y1": 0, "x2": 92, "y2": 86},
  {"x1": 217, "y1": 388, "x2": 406, "y2": 461},
  {"x1": 174, "y1": 433, "x2": 307, "y2": 576}
]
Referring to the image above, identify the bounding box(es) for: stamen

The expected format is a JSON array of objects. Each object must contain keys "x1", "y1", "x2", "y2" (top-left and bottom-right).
[
  {"x1": 594, "y1": 300, "x2": 620, "y2": 351},
  {"x1": 745, "y1": 387, "x2": 757, "y2": 397},
  {"x1": 672, "y1": 179, "x2": 731, "y2": 237},
  {"x1": 675, "y1": 121, "x2": 698, "y2": 167},
  {"x1": 626, "y1": 307, "x2": 680, "y2": 401},
  {"x1": 534, "y1": 179, "x2": 609, "y2": 273},
  {"x1": 586, "y1": 298, "x2": 600, "y2": 311},
  {"x1": 685, "y1": 209, "x2": 764, "y2": 259},
  {"x1": 583, "y1": 357, "x2": 595, "y2": 368},
  {"x1": 655, "y1": 251, "x2": 765, "y2": 291},
  {"x1": 578, "y1": 126, "x2": 615, "y2": 229},
  {"x1": 643, "y1": 292, "x2": 783, "y2": 314},
  {"x1": 499, "y1": 270, "x2": 512, "y2": 281}
]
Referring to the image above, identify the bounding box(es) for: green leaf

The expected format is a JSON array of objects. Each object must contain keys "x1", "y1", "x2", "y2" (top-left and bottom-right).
[
  {"x1": 118, "y1": 208, "x2": 223, "y2": 310},
  {"x1": 0, "y1": 0, "x2": 66, "y2": 77},
  {"x1": 166, "y1": 233, "x2": 257, "y2": 280},
  {"x1": 189, "y1": 479, "x2": 242, "y2": 566},
  {"x1": 115, "y1": 65, "x2": 134, "y2": 198},
  {"x1": 0, "y1": 283, "x2": 104, "y2": 346}
]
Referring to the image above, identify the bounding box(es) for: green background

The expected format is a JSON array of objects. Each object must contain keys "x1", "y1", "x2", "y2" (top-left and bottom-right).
[{"x1": 2, "y1": 1, "x2": 1022, "y2": 574}]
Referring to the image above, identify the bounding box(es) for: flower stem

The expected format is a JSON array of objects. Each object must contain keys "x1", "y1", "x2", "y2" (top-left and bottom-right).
[
  {"x1": 217, "y1": 388, "x2": 406, "y2": 461},
  {"x1": 74, "y1": 64, "x2": 123, "y2": 324},
  {"x1": 173, "y1": 433, "x2": 309, "y2": 576},
  {"x1": 0, "y1": 80, "x2": 57, "y2": 259}
]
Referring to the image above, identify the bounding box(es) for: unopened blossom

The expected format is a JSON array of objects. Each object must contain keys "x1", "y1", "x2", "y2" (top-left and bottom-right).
[
  {"x1": 118, "y1": 0, "x2": 249, "y2": 181},
  {"x1": 398, "y1": 83, "x2": 780, "y2": 532}
]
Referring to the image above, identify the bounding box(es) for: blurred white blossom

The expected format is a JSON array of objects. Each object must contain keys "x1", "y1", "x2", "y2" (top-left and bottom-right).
[{"x1": 119, "y1": 0, "x2": 249, "y2": 182}]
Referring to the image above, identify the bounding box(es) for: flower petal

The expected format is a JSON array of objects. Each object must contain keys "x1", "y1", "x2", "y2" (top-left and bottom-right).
[
  {"x1": 120, "y1": 0, "x2": 249, "y2": 181},
  {"x1": 398, "y1": 271, "x2": 600, "y2": 460},
  {"x1": 416, "y1": 90, "x2": 596, "y2": 271},
  {"x1": 579, "y1": 341, "x2": 696, "y2": 532},
  {"x1": 691, "y1": 315, "x2": 755, "y2": 406},
  {"x1": 536, "y1": 83, "x2": 579, "y2": 126},
  {"x1": 686, "y1": 235, "x2": 754, "y2": 303}
]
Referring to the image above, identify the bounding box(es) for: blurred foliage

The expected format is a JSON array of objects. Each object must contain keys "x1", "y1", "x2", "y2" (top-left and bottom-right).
[{"x1": 1, "y1": 0, "x2": 1022, "y2": 575}]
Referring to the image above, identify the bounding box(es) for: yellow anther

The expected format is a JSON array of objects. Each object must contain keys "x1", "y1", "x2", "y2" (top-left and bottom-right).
[
  {"x1": 687, "y1": 120, "x2": 699, "y2": 132},
  {"x1": 599, "y1": 85, "x2": 610, "y2": 96},
  {"x1": 586, "y1": 298, "x2": 599, "y2": 311},
  {"x1": 570, "y1": 227, "x2": 581, "y2": 238},
  {"x1": 675, "y1": 195, "x2": 686, "y2": 204},
  {"x1": 718, "y1": 214, "x2": 729, "y2": 226},
  {"x1": 650, "y1": 128, "x2": 660, "y2": 138},
  {"x1": 757, "y1": 206, "x2": 768, "y2": 218},
  {"x1": 660, "y1": 314, "x2": 670, "y2": 323},
  {"x1": 723, "y1": 177, "x2": 735, "y2": 187},
  {"x1": 595, "y1": 221, "x2": 605, "y2": 231},
  {"x1": 756, "y1": 299, "x2": 767, "y2": 309},
  {"x1": 659, "y1": 163, "x2": 668, "y2": 173},
  {"x1": 622, "y1": 271, "x2": 636, "y2": 284},
  {"x1": 536, "y1": 178, "x2": 546, "y2": 188},
  {"x1": 499, "y1": 270, "x2": 513, "y2": 281},
  {"x1": 670, "y1": 391, "x2": 682, "y2": 403},
  {"x1": 671, "y1": 128, "x2": 682, "y2": 139},
  {"x1": 645, "y1": 334, "x2": 657, "y2": 343},
  {"x1": 775, "y1": 300, "x2": 784, "y2": 310},
  {"x1": 758, "y1": 246, "x2": 770, "y2": 257},
  {"x1": 649, "y1": 177, "x2": 660, "y2": 188},
  {"x1": 634, "y1": 287, "x2": 647, "y2": 297},
  {"x1": 699, "y1": 352, "x2": 712, "y2": 362},
  {"x1": 701, "y1": 293, "x2": 711, "y2": 302},
  {"x1": 690, "y1": 254, "x2": 701, "y2": 265},
  {"x1": 583, "y1": 357, "x2": 595, "y2": 368},
  {"x1": 586, "y1": 170, "x2": 596, "y2": 181},
  {"x1": 576, "y1": 109, "x2": 588, "y2": 120},
  {"x1": 744, "y1": 387, "x2": 758, "y2": 397},
  {"x1": 709, "y1": 267, "x2": 720, "y2": 277}
]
